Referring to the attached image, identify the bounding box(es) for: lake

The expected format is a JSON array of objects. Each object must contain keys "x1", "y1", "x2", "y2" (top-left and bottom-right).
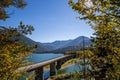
[{"x1": 28, "y1": 53, "x2": 64, "y2": 63}]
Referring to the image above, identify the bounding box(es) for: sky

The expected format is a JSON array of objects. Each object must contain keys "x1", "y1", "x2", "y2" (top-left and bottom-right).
[{"x1": 0, "y1": 0, "x2": 94, "y2": 43}]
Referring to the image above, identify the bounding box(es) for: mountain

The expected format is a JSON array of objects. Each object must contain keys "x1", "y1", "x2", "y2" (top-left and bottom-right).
[
  {"x1": 62, "y1": 36, "x2": 91, "y2": 48},
  {"x1": 21, "y1": 35, "x2": 93, "y2": 53},
  {"x1": 50, "y1": 36, "x2": 93, "y2": 52},
  {"x1": 52, "y1": 46, "x2": 79, "y2": 53},
  {"x1": 41, "y1": 36, "x2": 93, "y2": 52},
  {"x1": 20, "y1": 35, "x2": 48, "y2": 52},
  {"x1": 42, "y1": 40, "x2": 72, "y2": 50}
]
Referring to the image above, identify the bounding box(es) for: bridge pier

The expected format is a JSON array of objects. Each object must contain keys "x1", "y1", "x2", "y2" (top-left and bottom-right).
[
  {"x1": 56, "y1": 60, "x2": 62, "y2": 70},
  {"x1": 35, "y1": 67, "x2": 44, "y2": 80},
  {"x1": 50, "y1": 62, "x2": 56, "y2": 76}
]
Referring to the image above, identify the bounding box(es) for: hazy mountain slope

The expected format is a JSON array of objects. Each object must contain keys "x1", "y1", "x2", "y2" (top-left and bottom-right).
[
  {"x1": 53, "y1": 37, "x2": 93, "y2": 53},
  {"x1": 52, "y1": 46, "x2": 78, "y2": 53},
  {"x1": 62, "y1": 36, "x2": 90, "y2": 48},
  {"x1": 42, "y1": 40, "x2": 72, "y2": 50},
  {"x1": 20, "y1": 35, "x2": 48, "y2": 52},
  {"x1": 20, "y1": 35, "x2": 92, "y2": 53},
  {"x1": 41, "y1": 36, "x2": 93, "y2": 52}
]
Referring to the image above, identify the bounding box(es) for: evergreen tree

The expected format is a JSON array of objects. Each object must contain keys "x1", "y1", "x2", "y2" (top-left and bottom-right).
[
  {"x1": 69, "y1": 0, "x2": 120, "y2": 79},
  {"x1": 0, "y1": 0, "x2": 35, "y2": 79},
  {"x1": 0, "y1": 0, "x2": 27, "y2": 20},
  {"x1": 0, "y1": 22, "x2": 35, "y2": 80}
]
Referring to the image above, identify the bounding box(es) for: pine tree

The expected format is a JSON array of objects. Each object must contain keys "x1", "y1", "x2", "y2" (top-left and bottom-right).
[
  {"x1": 0, "y1": 22, "x2": 35, "y2": 80},
  {"x1": 0, "y1": 0, "x2": 27, "y2": 20},
  {"x1": 0, "y1": 0, "x2": 35, "y2": 79},
  {"x1": 69, "y1": 0, "x2": 120, "y2": 79}
]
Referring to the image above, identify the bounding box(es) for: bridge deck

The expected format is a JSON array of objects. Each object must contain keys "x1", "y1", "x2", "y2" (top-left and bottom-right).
[{"x1": 16, "y1": 55, "x2": 71, "y2": 73}]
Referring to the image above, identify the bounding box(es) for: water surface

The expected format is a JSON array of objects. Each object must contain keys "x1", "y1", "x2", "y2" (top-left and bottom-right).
[{"x1": 28, "y1": 53, "x2": 64, "y2": 63}]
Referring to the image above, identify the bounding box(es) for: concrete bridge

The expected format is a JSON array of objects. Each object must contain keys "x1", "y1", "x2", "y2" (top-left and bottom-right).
[{"x1": 16, "y1": 54, "x2": 76, "y2": 80}]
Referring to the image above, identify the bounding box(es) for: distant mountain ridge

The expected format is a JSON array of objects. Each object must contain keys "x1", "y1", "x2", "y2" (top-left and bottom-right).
[
  {"x1": 41, "y1": 36, "x2": 93, "y2": 52},
  {"x1": 61, "y1": 36, "x2": 90, "y2": 48},
  {"x1": 54, "y1": 37, "x2": 92, "y2": 52},
  {"x1": 20, "y1": 35, "x2": 48, "y2": 52},
  {"x1": 42, "y1": 40, "x2": 72, "y2": 50},
  {"x1": 21, "y1": 35, "x2": 93, "y2": 53}
]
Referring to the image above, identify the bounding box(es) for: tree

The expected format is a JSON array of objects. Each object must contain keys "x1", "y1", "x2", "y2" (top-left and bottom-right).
[
  {"x1": 0, "y1": 0, "x2": 35, "y2": 79},
  {"x1": 0, "y1": 22, "x2": 35, "y2": 80},
  {"x1": 69, "y1": 0, "x2": 120, "y2": 79},
  {"x1": 0, "y1": 0, "x2": 27, "y2": 20}
]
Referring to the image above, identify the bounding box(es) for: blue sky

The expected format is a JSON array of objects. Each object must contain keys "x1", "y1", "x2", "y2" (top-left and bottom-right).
[{"x1": 0, "y1": 0, "x2": 94, "y2": 43}]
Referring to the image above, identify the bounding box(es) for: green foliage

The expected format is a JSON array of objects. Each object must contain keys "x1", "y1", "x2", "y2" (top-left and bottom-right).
[
  {"x1": 0, "y1": 22, "x2": 35, "y2": 80},
  {"x1": 0, "y1": 0, "x2": 27, "y2": 20},
  {"x1": 0, "y1": 0, "x2": 35, "y2": 79},
  {"x1": 50, "y1": 73, "x2": 74, "y2": 80},
  {"x1": 73, "y1": 50, "x2": 93, "y2": 80},
  {"x1": 69, "y1": 0, "x2": 120, "y2": 79}
]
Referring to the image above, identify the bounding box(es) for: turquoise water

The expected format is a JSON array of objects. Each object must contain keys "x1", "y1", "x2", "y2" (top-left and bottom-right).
[{"x1": 28, "y1": 53, "x2": 64, "y2": 63}]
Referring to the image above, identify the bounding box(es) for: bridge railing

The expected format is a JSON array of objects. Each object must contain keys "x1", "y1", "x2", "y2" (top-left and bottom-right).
[{"x1": 16, "y1": 54, "x2": 74, "y2": 80}]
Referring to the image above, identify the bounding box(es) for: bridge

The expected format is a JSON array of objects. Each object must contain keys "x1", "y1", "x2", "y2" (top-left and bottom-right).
[{"x1": 16, "y1": 54, "x2": 76, "y2": 80}]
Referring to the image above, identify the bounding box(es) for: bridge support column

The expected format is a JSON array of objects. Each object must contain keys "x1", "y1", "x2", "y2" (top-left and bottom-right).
[
  {"x1": 56, "y1": 60, "x2": 62, "y2": 70},
  {"x1": 35, "y1": 67, "x2": 44, "y2": 80},
  {"x1": 50, "y1": 62, "x2": 56, "y2": 76}
]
